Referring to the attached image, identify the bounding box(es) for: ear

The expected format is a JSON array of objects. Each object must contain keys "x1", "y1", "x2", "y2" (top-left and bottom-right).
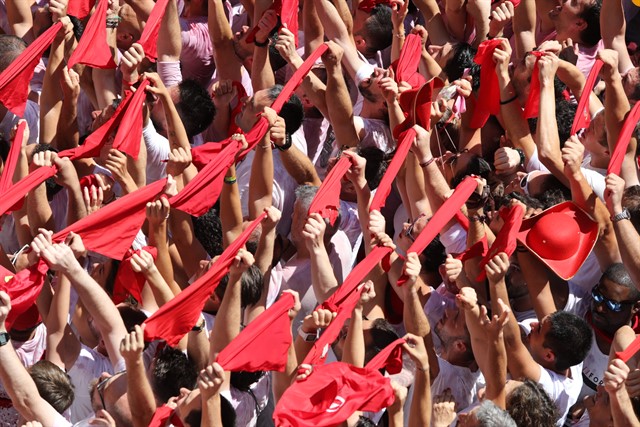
[
  {"x1": 544, "y1": 348, "x2": 556, "y2": 364},
  {"x1": 631, "y1": 302, "x2": 640, "y2": 316},
  {"x1": 575, "y1": 18, "x2": 588, "y2": 31},
  {"x1": 454, "y1": 339, "x2": 468, "y2": 354}
]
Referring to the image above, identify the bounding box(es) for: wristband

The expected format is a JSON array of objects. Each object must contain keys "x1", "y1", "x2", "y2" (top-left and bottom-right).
[
  {"x1": 500, "y1": 93, "x2": 518, "y2": 105},
  {"x1": 515, "y1": 148, "x2": 525, "y2": 167},
  {"x1": 419, "y1": 157, "x2": 435, "y2": 168},
  {"x1": 254, "y1": 38, "x2": 269, "y2": 47},
  {"x1": 275, "y1": 134, "x2": 292, "y2": 151},
  {"x1": 224, "y1": 176, "x2": 237, "y2": 184}
]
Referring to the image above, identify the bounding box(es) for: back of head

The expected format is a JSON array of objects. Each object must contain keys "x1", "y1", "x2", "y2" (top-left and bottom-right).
[
  {"x1": 192, "y1": 208, "x2": 224, "y2": 257},
  {"x1": 266, "y1": 85, "x2": 304, "y2": 136},
  {"x1": 365, "y1": 318, "x2": 400, "y2": 364},
  {"x1": 363, "y1": 5, "x2": 393, "y2": 54},
  {"x1": 544, "y1": 311, "x2": 592, "y2": 371},
  {"x1": 623, "y1": 186, "x2": 640, "y2": 233},
  {"x1": 29, "y1": 360, "x2": 75, "y2": 414},
  {"x1": 188, "y1": 394, "x2": 236, "y2": 427},
  {"x1": 357, "y1": 146, "x2": 389, "y2": 191},
  {"x1": 443, "y1": 43, "x2": 478, "y2": 82},
  {"x1": 176, "y1": 79, "x2": 216, "y2": 138},
  {"x1": 152, "y1": 346, "x2": 198, "y2": 403},
  {"x1": 475, "y1": 400, "x2": 517, "y2": 427},
  {"x1": 215, "y1": 264, "x2": 264, "y2": 308},
  {"x1": 0, "y1": 35, "x2": 27, "y2": 72},
  {"x1": 118, "y1": 304, "x2": 148, "y2": 332},
  {"x1": 506, "y1": 379, "x2": 556, "y2": 427}
]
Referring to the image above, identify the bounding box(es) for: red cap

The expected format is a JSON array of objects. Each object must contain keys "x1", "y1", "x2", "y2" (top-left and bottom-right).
[{"x1": 516, "y1": 201, "x2": 598, "y2": 280}]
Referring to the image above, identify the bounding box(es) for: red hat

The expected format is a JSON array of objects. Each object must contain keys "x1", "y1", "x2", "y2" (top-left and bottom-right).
[
  {"x1": 393, "y1": 77, "x2": 444, "y2": 139},
  {"x1": 516, "y1": 201, "x2": 598, "y2": 280}
]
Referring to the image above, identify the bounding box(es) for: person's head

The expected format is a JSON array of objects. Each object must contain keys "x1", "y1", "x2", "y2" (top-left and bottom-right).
[
  {"x1": 336, "y1": 147, "x2": 389, "y2": 202},
  {"x1": 116, "y1": 3, "x2": 143, "y2": 50},
  {"x1": 333, "y1": 317, "x2": 399, "y2": 362},
  {"x1": 214, "y1": 264, "x2": 264, "y2": 308},
  {"x1": 580, "y1": 110, "x2": 608, "y2": 158},
  {"x1": 291, "y1": 185, "x2": 341, "y2": 247},
  {"x1": 235, "y1": 85, "x2": 303, "y2": 135},
  {"x1": 91, "y1": 371, "x2": 133, "y2": 427},
  {"x1": 173, "y1": 388, "x2": 237, "y2": 427},
  {"x1": 622, "y1": 186, "x2": 640, "y2": 233},
  {"x1": 441, "y1": 43, "x2": 477, "y2": 82},
  {"x1": 151, "y1": 346, "x2": 198, "y2": 404},
  {"x1": 448, "y1": 153, "x2": 491, "y2": 188},
  {"x1": 527, "y1": 311, "x2": 592, "y2": 372},
  {"x1": 0, "y1": 35, "x2": 27, "y2": 73},
  {"x1": 434, "y1": 305, "x2": 474, "y2": 366},
  {"x1": 583, "y1": 386, "x2": 614, "y2": 427},
  {"x1": 90, "y1": 258, "x2": 121, "y2": 297},
  {"x1": 505, "y1": 379, "x2": 557, "y2": 427},
  {"x1": 355, "y1": 5, "x2": 393, "y2": 56},
  {"x1": 590, "y1": 263, "x2": 640, "y2": 335},
  {"x1": 192, "y1": 208, "x2": 224, "y2": 257},
  {"x1": 174, "y1": 79, "x2": 216, "y2": 138},
  {"x1": 29, "y1": 360, "x2": 75, "y2": 414},
  {"x1": 549, "y1": 0, "x2": 601, "y2": 46},
  {"x1": 397, "y1": 213, "x2": 430, "y2": 254},
  {"x1": 458, "y1": 400, "x2": 517, "y2": 427},
  {"x1": 357, "y1": 67, "x2": 392, "y2": 106}
]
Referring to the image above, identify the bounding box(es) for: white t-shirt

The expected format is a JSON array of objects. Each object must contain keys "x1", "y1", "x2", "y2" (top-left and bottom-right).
[
  {"x1": 537, "y1": 363, "x2": 584, "y2": 426},
  {"x1": 431, "y1": 357, "x2": 485, "y2": 412},
  {"x1": 142, "y1": 121, "x2": 169, "y2": 184}
]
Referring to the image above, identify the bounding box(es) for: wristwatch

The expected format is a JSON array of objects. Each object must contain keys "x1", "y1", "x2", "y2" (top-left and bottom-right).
[
  {"x1": 611, "y1": 208, "x2": 631, "y2": 223},
  {"x1": 297, "y1": 327, "x2": 319, "y2": 342},
  {"x1": 0, "y1": 332, "x2": 10, "y2": 347}
]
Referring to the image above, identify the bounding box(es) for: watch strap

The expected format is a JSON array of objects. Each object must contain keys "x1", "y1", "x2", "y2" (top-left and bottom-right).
[{"x1": 611, "y1": 208, "x2": 631, "y2": 223}]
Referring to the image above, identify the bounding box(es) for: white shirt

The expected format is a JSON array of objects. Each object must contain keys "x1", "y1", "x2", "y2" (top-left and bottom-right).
[
  {"x1": 537, "y1": 363, "x2": 584, "y2": 426},
  {"x1": 142, "y1": 121, "x2": 169, "y2": 184},
  {"x1": 67, "y1": 345, "x2": 115, "y2": 423},
  {"x1": 431, "y1": 357, "x2": 485, "y2": 412}
]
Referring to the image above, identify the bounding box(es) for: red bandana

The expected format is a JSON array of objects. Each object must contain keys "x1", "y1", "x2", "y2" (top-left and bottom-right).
[
  {"x1": 607, "y1": 100, "x2": 640, "y2": 176},
  {"x1": 522, "y1": 51, "x2": 545, "y2": 119},
  {"x1": 476, "y1": 204, "x2": 523, "y2": 281},
  {"x1": 138, "y1": 0, "x2": 170, "y2": 61},
  {"x1": 67, "y1": 0, "x2": 96, "y2": 18},
  {"x1": 112, "y1": 246, "x2": 158, "y2": 304},
  {"x1": 470, "y1": 39, "x2": 504, "y2": 129},
  {"x1": 571, "y1": 59, "x2": 603, "y2": 136},
  {"x1": 307, "y1": 156, "x2": 353, "y2": 225},
  {"x1": 0, "y1": 260, "x2": 48, "y2": 331},
  {"x1": 370, "y1": 128, "x2": 415, "y2": 211},
  {"x1": 0, "y1": 121, "x2": 27, "y2": 194},
  {"x1": 67, "y1": 0, "x2": 117, "y2": 69}
]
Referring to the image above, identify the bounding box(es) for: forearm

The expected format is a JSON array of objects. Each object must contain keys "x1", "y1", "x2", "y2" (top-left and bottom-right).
[
  {"x1": 249, "y1": 140, "x2": 273, "y2": 219},
  {"x1": 159, "y1": 93, "x2": 191, "y2": 151},
  {"x1": 408, "y1": 369, "x2": 431, "y2": 427},
  {"x1": 273, "y1": 341, "x2": 297, "y2": 402},
  {"x1": 419, "y1": 49, "x2": 442, "y2": 81},
  {"x1": 609, "y1": 388, "x2": 640, "y2": 427},
  {"x1": 326, "y1": 64, "x2": 360, "y2": 148},
  {"x1": 387, "y1": 99, "x2": 406, "y2": 133},
  {"x1": 517, "y1": 250, "x2": 557, "y2": 319},
  {"x1": 280, "y1": 145, "x2": 322, "y2": 186},
  {"x1": 420, "y1": 157, "x2": 451, "y2": 212},
  {"x1": 27, "y1": 184, "x2": 55, "y2": 235},
  {"x1": 403, "y1": 286, "x2": 430, "y2": 337},
  {"x1": 601, "y1": 0, "x2": 634, "y2": 73},
  {"x1": 158, "y1": 0, "x2": 181, "y2": 62},
  {"x1": 209, "y1": 274, "x2": 242, "y2": 356},
  {"x1": 251, "y1": 44, "x2": 275, "y2": 92},
  {"x1": 168, "y1": 209, "x2": 209, "y2": 278},
  {"x1": 537, "y1": 84, "x2": 570, "y2": 186},
  {"x1": 309, "y1": 246, "x2": 339, "y2": 303},
  {"x1": 391, "y1": 30, "x2": 405, "y2": 65},
  {"x1": 220, "y1": 165, "x2": 244, "y2": 247},
  {"x1": 485, "y1": 334, "x2": 508, "y2": 409},
  {"x1": 126, "y1": 358, "x2": 156, "y2": 427},
  {"x1": 342, "y1": 307, "x2": 365, "y2": 366},
  {"x1": 149, "y1": 223, "x2": 176, "y2": 292},
  {"x1": 201, "y1": 392, "x2": 223, "y2": 426},
  {"x1": 208, "y1": 0, "x2": 242, "y2": 81},
  {"x1": 66, "y1": 183, "x2": 88, "y2": 224},
  {"x1": 498, "y1": 78, "x2": 536, "y2": 161},
  {"x1": 93, "y1": 68, "x2": 118, "y2": 110},
  {"x1": 56, "y1": 96, "x2": 79, "y2": 151},
  {"x1": 612, "y1": 220, "x2": 640, "y2": 291},
  {"x1": 40, "y1": 37, "x2": 66, "y2": 146},
  {"x1": 411, "y1": 0, "x2": 453, "y2": 45},
  {"x1": 6, "y1": 0, "x2": 33, "y2": 41},
  {"x1": 556, "y1": 60, "x2": 587, "y2": 99}
]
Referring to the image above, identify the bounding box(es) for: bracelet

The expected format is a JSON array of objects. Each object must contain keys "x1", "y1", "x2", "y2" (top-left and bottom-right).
[
  {"x1": 394, "y1": 33, "x2": 405, "y2": 38},
  {"x1": 106, "y1": 15, "x2": 121, "y2": 29},
  {"x1": 224, "y1": 176, "x2": 237, "y2": 184},
  {"x1": 468, "y1": 214, "x2": 486, "y2": 223},
  {"x1": 254, "y1": 37, "x2": 269, "y2": 47},
  {"x1": 419, "y1": 157, "x2": 435, "y2": 168},
  {"x1": 500, "y1": 93, "x2": 518, "y2": 105},
  {"x1": 275, "y1": 134, "x2": 292, "y2": 151},
  {"x1": 515, "y1": 148, "x2": 525, "y2": 167},
  {"x1": 259, "y1": 142, "x2": 272, "y2": 149}
]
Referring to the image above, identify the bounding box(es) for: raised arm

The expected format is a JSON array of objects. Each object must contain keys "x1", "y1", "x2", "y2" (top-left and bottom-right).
[
  {"x1": 342, "y1": 282, "x2": 375, "y2": 366},
  {"x1": 249, "y1": 109, "x2": 276, "y2": 219},
  {"x1": 120, "y1": 325, "x2": 156, "y2": 427},
  {"x1": 403, "y1": 333, "x2": 432, "y2": 427},
  {"x1": 302, "y1": 213, "x2": 339, "y2": 303},
  {"x1": 600, "y1": 0, "x2": 634, "y2": 74},
  {"x1": 208, "y1": 0, "x2": 243, "y2": 82}
]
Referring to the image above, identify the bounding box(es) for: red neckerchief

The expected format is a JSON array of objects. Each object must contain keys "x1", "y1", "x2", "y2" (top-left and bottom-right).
[{"x1": 586, "y1": 311, "x2": 640, "y2": 344}]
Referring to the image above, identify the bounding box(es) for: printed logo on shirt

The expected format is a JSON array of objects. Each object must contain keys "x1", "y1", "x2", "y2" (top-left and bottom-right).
[{"x1": 326, "y1": 396, "x2": 346, "y2": 413}]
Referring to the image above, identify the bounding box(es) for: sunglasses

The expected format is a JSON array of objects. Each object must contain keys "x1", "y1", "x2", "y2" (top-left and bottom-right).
[
  {"x1": 591, "y1": 286, "x2": 635, "y2": 312},
  {"x1": 405, "y1": 213, "x2": 428, "y2": 242},
  {"x1": 96, "y1": 370, "x2": 126, "y2": 410}
]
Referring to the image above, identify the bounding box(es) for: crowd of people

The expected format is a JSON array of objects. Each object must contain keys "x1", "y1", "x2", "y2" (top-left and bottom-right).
[{"x1": 1, "y1": 0, "x2": 640, "y2": 425}]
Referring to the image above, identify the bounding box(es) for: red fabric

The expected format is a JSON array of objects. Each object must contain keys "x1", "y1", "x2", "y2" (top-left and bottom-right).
[
  {"x1": 616, "y1": 335, "x2": 640, "y2": 362},
  {"x1": 274, "y1": 342, "x2": 402, "y2": 427},
  {"x1": 58, "y1": 85, "x2": 139, "y2": 160},
  {"x1": 227, "y1": 81, "x2": 247, "y2": 137},
  {"x1": 138, "y1": 0, "x2": 170, "y2": 61},
  {"x1": 470, "y1": 39, "x2": 503, "y2": 129},
  {"x1": 394, "y1": 78, "x2": 443, "y2": 138},
  {"x1": 191, "y1": 142, "x2": 225, "y2": 171},
  {"x1": 571, "y1": 59, "x2": 603, "y2": 136},
  {"x1": 454, "y1": 236, "x2": 488, "y2": 262},
  {"x1": 1, "y1": 260, "x2": 48, "y2": 331},
  {"x1": 113, "y1": 246, "x2": 158, "y2": 304},
  {"x1": 0, "y1": 22, "x2": 62, "y2": 117},
  {"x1": 366, "y1": 338, "x2": 406, "y2": 374},
  {"x1": 79, "y1": 174, "x2": 100, "y2": 191},
  {"x1": 607, "y1": 100, "x2": 640, "y2": 176},
  {"x1": 308, "y1": 156, "x2": 353, "y2": 225},
  {"x1": 143, "y1": 213, "x2": 267, "y2": 346},
  {"x1": 112, "y1": 80, "x2": 150, "y2": 160},
  {"x1": 304, "y1": 287, "x2": 364, "y2": 366},
  {"x1": 370, "y1": 128, "x2": 415, "y2": 211},
  {"x1": 0, "y1": 166, "x2": 58, "y2": 217},
  {"x1": 246, "y1": 0, "x2": 300, "y2": 46},
  {"x1": 67, "y1": 0, "x2": 96, "y2": 18},
  {"x1": 52, "y1": 179, "x2": 166, "y2": 260},
  {"x1": 394, "y1": 34, "x2": 423, "y2": 86},
  {"x1": 523, "y1": 51, "x2": 545, "y2": 119},
  {"x1": 271, "y1": 44, "x2": 328, "y2": 112},
  {"x1": 0, "y1": 121, "x2": 26, "y2": 194},
  {"x1": 476, "y1": 204, "x2": 524, "y2": 281},
  {"x1": 322, "y1": 245, "x2": 394, "y2": 312},
  {"x1": 217, "y1": 292, "x2": 295, "y2": 372},
  {"x1": 170, "y1": 140, "x2": 242, "y2": 216},
  {"x1": 67, "y1": 0, "x2": 117, "y2": 69},
  {"x1": 148, "y1": 404, "x2": 184, "y2": 427},
  {"x1": 358, "y1": 0, "x2": 391, "y2": 12},
  {"x1": 397, "y1": 177, "x2": 478, "y2": 286},
  {"x1": 455, "y1": 209, "x2": 470, "y2": 231}
]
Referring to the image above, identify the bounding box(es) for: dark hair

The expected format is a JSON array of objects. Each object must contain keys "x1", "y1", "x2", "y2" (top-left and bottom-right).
[
  {"x1": 266, "y1": 85, "x2": 304, "y2": 136},
  {"x1": 118, "y1": 304, "x2": 148, "y2": 332},
  {"x1": 355, "y1": 416, "x2": 377, "y2": 427},
  {"x1": 357, "y1": 146, "x2": 389, "y2": 190},
  {"x1": 362, "y1": 5, "x2": 393, "y2": 54},
  {"x1": 29, "y1": 360, "x2": 75, "y2": 414},
  {"x1": 602, "y1": 263, "x2": 640, "y2": 301},
  {"x1": 214, "y1": 264, "x2": 264, "y2": 308},
  {"x1": 192, "y1": 209, "x2": 224, "y2": 257},
  {"x1": 537, "y1": 186, "x2": 571, "y2": 210},
  {"x1": 365, "y1": 318, "x2": 400, "y2": 364},
  {"x1": 152, "y1": 346, "x2": 198, "y2": 404},
  {"x1": 230, "y1": 370, "x2": 264, "y2": 392},
  {"x1": 176, "y1": 79, "x2": 216, "y2": 138},
  {"x1": 185, "y1": 392, "x2": 237, "y2": 427},
  {"x1": 506, "y1": 379, "x2": 556, "y2": 427},
  {"x1": 103, "y1": 259, "x2": 122, "y2": 297},
  {"x1": 555, "y1": 99, "x2": 578, "y2": 146},
  {"x1": 443, "y1": 43, "x2": 479, "y2": 83},
  {"x1": 269, "y1": 33, "x2": 289, "y2": 72},
  {"x1": 0, "y1": 138, "x2": 10, "y2": 163},
  {"x1": 544, "y1": 311, "x2": 592, "y2": 371},
  {"x1": 68, "y1": 15, "x2": 85, "y2": 41},
  {"x1": 578, "y1": 0, "x2": 602, "y2": 47},
  {"x1": 451, "y1": 155, "x2": 492, "y2": 187},
  {"x1": 0, "y1": 35, "x2": 27, "y2": 72},
  {"x1": 421, "y1": 235, "x2": 446, "y2": 273}
]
